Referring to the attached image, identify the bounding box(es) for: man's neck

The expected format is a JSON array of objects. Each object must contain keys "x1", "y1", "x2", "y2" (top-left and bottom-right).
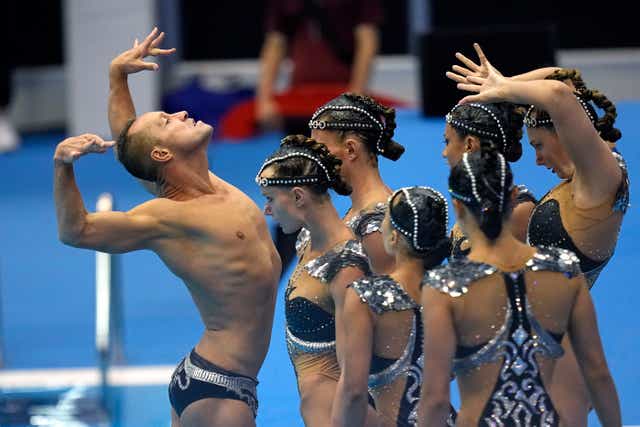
[{"x1": 157, "y1": 157, "x2": 216, "y2": 201}]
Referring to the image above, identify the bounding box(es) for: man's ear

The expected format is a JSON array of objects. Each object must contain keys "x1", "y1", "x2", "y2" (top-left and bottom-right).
[{"x1": 150, "y1": 146, "x2": 173, "y2": 163}]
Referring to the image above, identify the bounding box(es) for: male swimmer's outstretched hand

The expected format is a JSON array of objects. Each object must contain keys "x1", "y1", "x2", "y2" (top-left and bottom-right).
[
  {"x1": 54, "y1": 134, "x2": 115, "y2": 164},
  {"x1": 110, "y1": 27, "x2": 176, "y2": 77},
  {"x1": 108, "y1": 27, "x2": 176, "y2": 141}
]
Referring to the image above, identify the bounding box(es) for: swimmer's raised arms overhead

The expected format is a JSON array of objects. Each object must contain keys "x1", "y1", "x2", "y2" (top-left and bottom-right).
[{"x1": 55, "y1": 27, "x2": 281, "y2": 427}]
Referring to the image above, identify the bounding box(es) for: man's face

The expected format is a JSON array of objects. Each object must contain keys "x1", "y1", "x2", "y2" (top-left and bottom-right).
[{"x1": 131, "y1": 110, "x2": 213, "y2": 154}]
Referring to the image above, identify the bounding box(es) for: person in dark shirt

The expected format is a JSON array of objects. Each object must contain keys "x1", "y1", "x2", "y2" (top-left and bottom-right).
[{"x1": 256, "y1": 0, "x2": 383, "y2": 129}]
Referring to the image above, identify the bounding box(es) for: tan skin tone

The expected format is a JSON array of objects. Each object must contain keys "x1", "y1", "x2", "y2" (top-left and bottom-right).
[
  {"x1": 448, "y1": 44, "x2": 625, "y2": 425},
  {"x1": 58, "y1": 28, "x2": 282, "y2": 427},
  {"x1": 442, "y1": 123, "x2": 534, "y2": 243},
  {"x1": 333, "y1": 208, "x2": 427, "y2": 427},
  {"x1": 310, "y1": 129, "x2": 395, "y2": 274},
  {"x1": 418, "y1": 198, "x2": 621, "y2": 427},
  {"x1": 259, "y1": 169, "x2": 381, "y2": 427}
]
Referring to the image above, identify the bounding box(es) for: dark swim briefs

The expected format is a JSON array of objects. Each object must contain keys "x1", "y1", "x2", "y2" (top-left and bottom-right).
[{"x1": 168, "y1": 349, "x2": 259, "y2": 418}]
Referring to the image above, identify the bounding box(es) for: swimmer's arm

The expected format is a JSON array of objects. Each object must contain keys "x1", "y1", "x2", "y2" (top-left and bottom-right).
[
  {"x1": 108, "y1": 28, "x2": 175, "y2": 139},
  {"x1": 332, "y1": 288, "x2": 373, "y2": 427},
  {"x1": 509, "y1": 67, "x2": 563, "y2": 81},
  {"x1": 55, "y1": 163, "x2": 169, "y2": 253},
  {"x1": 330, "y1": 267, "x2": 365, "y2": 365},
  {"x1": 108, "y1": 65, "x2": 135, "y2": 140},
  {"x1": 510, "y1": 80, "x2": 621, "y2": 197},
  {"x1": 361, "y1": 232, "x2": 395, "y2": 274},
  {"x1": 418, "y1": 287, "x2": 455, "y2": 427},
  {"x1": 510, "y1": 200, "x2": 535, "y2": 243},
  {"x1": 569, "y1": 276, "x2": 622, "y2": 426}
]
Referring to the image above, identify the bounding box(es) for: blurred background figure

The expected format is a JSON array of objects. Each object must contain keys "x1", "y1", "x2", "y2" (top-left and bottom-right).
[
  {"x1": 216, "y1": 0, "x2": 407, "y2": 142},
  {"x1": 256, "y1": 0, "x2": 382, "y2": 134}
]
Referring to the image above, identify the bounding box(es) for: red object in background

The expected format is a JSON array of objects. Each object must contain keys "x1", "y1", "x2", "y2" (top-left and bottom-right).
[{"x1": 218, "y1": 84, "x2": 408, "y2": 141}]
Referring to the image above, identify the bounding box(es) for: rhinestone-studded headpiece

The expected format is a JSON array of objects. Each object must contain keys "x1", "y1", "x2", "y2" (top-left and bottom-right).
[
  {"x1": 449, "y1": 152, "x2": 509, "y2": 214},
  {"x1": 255, "y1": 148, "x2": 332, "y2": 188},
  {"x1": 309, "y1": 104, "x2": 386, "y2": 154},
  {"x1": 388, "y1": 186, "x2": 449, "y2": 252},
  {"x1": 524, "y1": 93, "x2": 596, "y2": 128},
  {"x1": 523, "y1": 105, "x2": 553, "y2": 128},
  {"x1": 445, "y1": 103, "x2": 507, "y2": 153}
]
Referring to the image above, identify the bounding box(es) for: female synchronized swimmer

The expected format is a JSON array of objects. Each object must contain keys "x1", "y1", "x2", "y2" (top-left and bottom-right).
[
  {"x1": 449, "y1": 43, "x2": 629, "y2": 424},
  {"x1": 256, "y1": 135, "x2": 379, "y2": 426},
  {"x1": 419, "y1": 146, "x2": 621, "y2": 426}
]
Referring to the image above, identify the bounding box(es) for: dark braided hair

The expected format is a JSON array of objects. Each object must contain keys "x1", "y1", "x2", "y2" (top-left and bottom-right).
[
  {"x1": 309, "y1": 93, "x2": 405, "y2": 162},
  {"x1": 446, "y1": 102, "x2": 526, "y2": 162},
  {"x1": 388, "y1": 187, "x2": 451, "y2": 269},
  {"x1": 525, "y1": 68, "x2": 622, "y2": 142},
  {"x1": 449, "y1": 142, "x2": 514, "y2": 241},
  {"x1": 256, "y1": 134, "x2": 351, "y2": 196}
]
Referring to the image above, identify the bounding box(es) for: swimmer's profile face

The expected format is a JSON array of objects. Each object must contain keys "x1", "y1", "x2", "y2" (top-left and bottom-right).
[
  {"x1": 131, "y1": 110, "x2": 213, "y2": 155},
  {"x1": 442, "y1": 123, "x2": 470, "y2": 168},
  {"x1": 259, "y1": 167, "x2": 304, "y2": 234},
  {"x1": 527, "y1": 127, "x2": 574, "y2": 180}
]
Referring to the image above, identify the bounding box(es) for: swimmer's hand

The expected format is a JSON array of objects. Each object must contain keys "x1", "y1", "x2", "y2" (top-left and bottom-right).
[
  {"x1": 110, "y1": 27, "x2": 176, "y2": 77},
  {"x1": 54, "y1": 134, "x2": 115, "y2": 165},
  {"x1": 445, "y1": 43, "x2": 504, "y2": 87}
]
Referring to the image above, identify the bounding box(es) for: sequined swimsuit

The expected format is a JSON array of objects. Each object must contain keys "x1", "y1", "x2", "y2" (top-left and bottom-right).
[
  {"x1": 527, "y1": 152, "x2": 630, "y2": 287},
  {"x1": 350, "y1": 275, "x2": 456, "y2": 427},
  {"x1": 285, "y1": 239, "x2": 371, "y2": 381},
  {"x1": 422, "y1": 247, "x2": 582, "y2": 427},
  {"x1": 451, "y1": 185, "x2": 537, "y2": 260}
]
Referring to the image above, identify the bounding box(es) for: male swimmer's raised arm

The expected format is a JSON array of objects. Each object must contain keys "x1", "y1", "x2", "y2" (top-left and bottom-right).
[
  {"x1": 54, "y1": 135, "x2": 170, "y2": 254},
  {"x1": 108, "y1": 27, "x2": 175, "y2": 139},
  {"x1": 331, "y1": 288, "x2": 373, "y2": 427},
  {"x1": 108, "y1": 27, "x2": 175, "y2": 196}
]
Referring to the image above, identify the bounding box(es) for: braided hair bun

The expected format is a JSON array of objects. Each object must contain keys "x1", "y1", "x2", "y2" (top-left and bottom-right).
[
  {"x1": 310, "y1": 93, "x2": 405, "y2": 161},
  {"x1": 388, "y1": 186, "x2": 451, "y2": 269},
  {"x1": 257, "y1": 134, "x2": 352, "y2": 195},
  {"x1": 448, "y1": 142, "x2": 514, "y2": 240}
]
